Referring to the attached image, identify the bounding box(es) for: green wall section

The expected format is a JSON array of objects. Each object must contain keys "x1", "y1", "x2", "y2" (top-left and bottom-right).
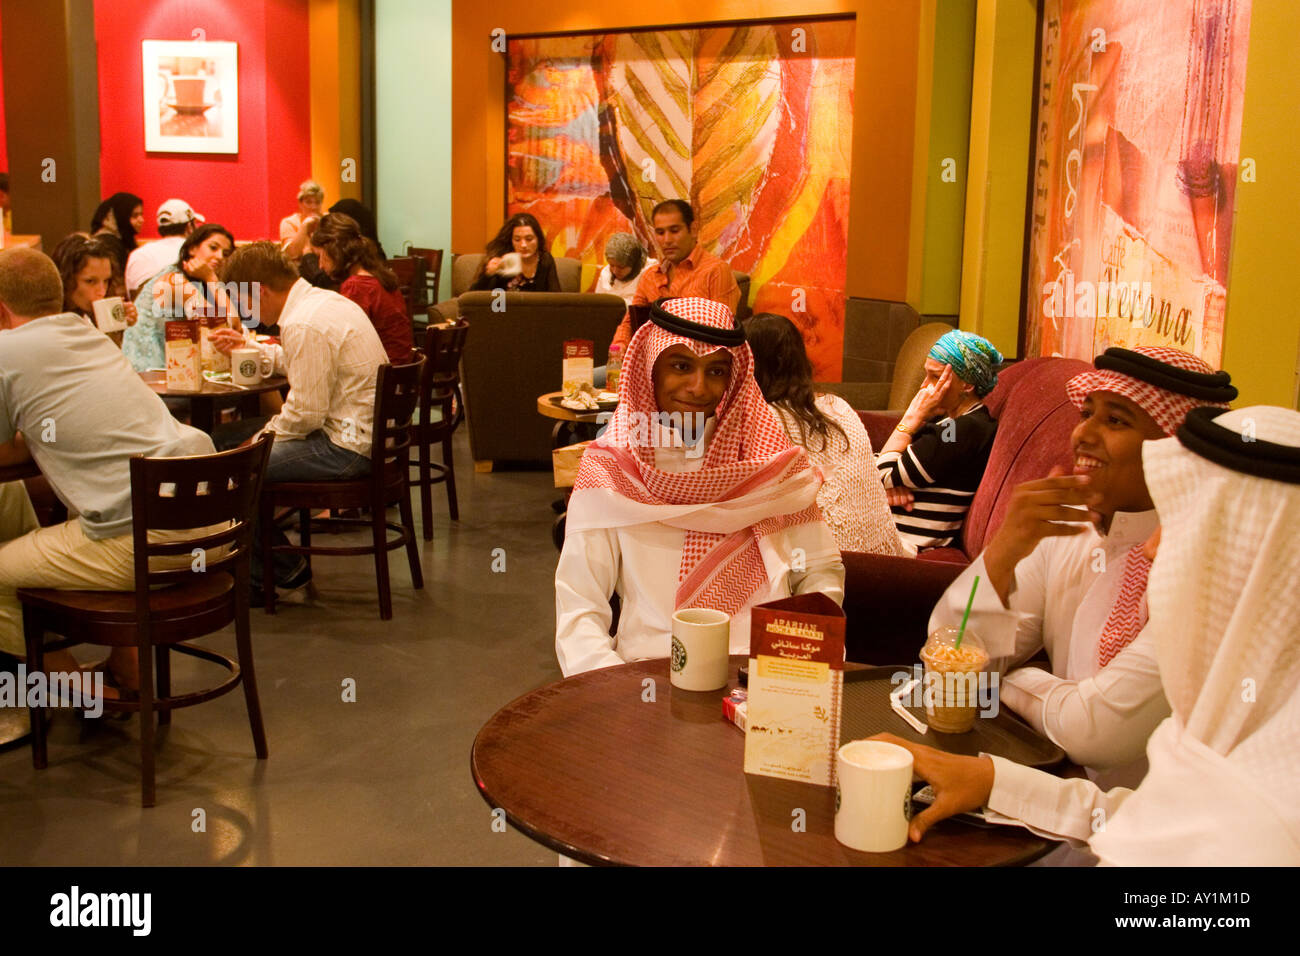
[
  {"x1": 1221, "y1": 0, "x2": 1300, "y2": 408},
  {"x1": 919, "y1": 0, "x2": 976, "y2": 317},
  {"x1": 375, "y1": 0, "x2": 452, "y2": 298}
]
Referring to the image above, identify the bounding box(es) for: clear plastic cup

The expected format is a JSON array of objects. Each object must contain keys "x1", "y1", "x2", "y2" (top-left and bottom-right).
[{"x1": 919, "y1": 626, "x2": 988, "y2": 734}]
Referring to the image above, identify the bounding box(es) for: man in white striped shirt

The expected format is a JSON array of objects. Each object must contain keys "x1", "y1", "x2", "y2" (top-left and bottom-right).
[
  {"x1": 876, "y1": 330, "x2": 1002, "y2": 554},
  {"x1": 211, "y1": 241, "x2": 388, "y2": 595}
]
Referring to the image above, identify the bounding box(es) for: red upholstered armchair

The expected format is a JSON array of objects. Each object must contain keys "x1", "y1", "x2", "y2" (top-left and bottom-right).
[{"x1": 843, "y1": 357, "x2": 1092, "y2": 664}]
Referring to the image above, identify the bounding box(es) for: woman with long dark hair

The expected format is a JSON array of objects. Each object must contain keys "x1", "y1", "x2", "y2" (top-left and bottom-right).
[
  {"x1": 744, "y1": 312, "x2": 905, "y2": 556},
  {"x1": 312, "y1": 212, "x2": 413, "y2": 364},
  {"x1": 470, "y1": 212, "x2": 561, "y2": 292},
  {"x1": 123, "y1": 222, "x2": 237, "y2": 372},
  {"x1": 90, "y1": 192, "x2": 145, "y2": 276}
]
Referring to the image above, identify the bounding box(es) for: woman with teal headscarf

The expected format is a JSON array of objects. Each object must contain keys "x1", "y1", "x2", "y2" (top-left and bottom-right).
[{"x1": 876, "y1": 330, "x2": 1004, "y2": 554}]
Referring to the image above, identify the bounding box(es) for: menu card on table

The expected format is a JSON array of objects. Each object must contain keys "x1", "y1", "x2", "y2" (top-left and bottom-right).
[
  {"x1": 165, "y1": 320, "x2": 203, "y2": 392},
  {"x1": 200, "y1": 316, "x2": 231, "y2": 374},
  {"x1": 562, "y1": 339, "x2": 594, "y2": 391},
  {"x1": 743, "y1": 592, "x2": 845, "y2": 787}
]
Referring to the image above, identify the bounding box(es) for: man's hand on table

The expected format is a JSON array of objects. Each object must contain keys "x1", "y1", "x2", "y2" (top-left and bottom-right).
[{"x1": 870, "y1": 733, "x2": 994, "y2": 843}]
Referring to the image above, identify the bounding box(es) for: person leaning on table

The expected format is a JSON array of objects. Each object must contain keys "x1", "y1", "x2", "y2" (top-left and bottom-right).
[
  {"x1": 876, "y1": 405, "x2": 1300, "y2": 866},
  {"x1": 554, "y1": 296, "x2": 845, "y2": 676},
  {"x1": 0, "y1": 247, "x2": 216, "y2": 698}
]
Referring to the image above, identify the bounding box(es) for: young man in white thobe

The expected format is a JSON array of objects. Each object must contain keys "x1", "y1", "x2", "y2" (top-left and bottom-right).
[
  {"x1": 880, "y1": 404, "x2": 1300, "y2": 866},
  {"x1": 929, "y1": 347, "x2": 1237, "y2": 789}
]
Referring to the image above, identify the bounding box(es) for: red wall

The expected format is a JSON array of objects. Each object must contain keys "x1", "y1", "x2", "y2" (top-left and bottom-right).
[{"x1": 94, "y1": 0, "x2": 310, "y2": 240}]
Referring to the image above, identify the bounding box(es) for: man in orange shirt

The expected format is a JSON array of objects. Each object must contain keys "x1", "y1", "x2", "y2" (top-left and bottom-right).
[{"x1": 608, "y1": 200, "x2": 741, "y2": 354}]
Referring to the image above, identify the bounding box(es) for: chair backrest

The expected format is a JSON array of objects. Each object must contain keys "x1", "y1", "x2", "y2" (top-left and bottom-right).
[
  {"x1": 388, "y1": 256, "x2": 427, "y2": 318},
  {"x1": 554, "y1": 256, "x2": 582, "y2": 293},
  {"x1": 369, "y1": 356, "x2": 426, "y2": 480},
  {"x1": 960, "y1": 356, "x2": 1093, "y2": 557},
  {"x1": 733, "y1": 271, "x2": 752, "y2": 322},
  {"x1": 886, "y1": 322, "x2": 953, "y2": 411},
  {"x1": 128, "y1": 435, "x2": 274, "y2": 594},
  {"x1": 408, "y1": 246, "x2": 444, "y2": 303},
  {"x1": 451, "y1": 254, "x2": 483, "y2": 298},
  {"x1": 419, "y1": 321, "x2": 469, "y2": 428}
]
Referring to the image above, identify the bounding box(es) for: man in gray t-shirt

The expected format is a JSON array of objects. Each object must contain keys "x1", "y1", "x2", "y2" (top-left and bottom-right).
[{"x1": 0, "y1": 247, "x2": 214, "y2": 689}]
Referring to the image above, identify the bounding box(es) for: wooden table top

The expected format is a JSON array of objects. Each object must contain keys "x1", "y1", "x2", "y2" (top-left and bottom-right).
[
  {"x1": 536, "y1": 391, "x2": 612, "y2": 423},
  {"x1": 472, "y1": 656, "x2": 1055, "y2": 866},
  {"x1": 139, "y1": 369, "x2": 288, "y2": 398}
]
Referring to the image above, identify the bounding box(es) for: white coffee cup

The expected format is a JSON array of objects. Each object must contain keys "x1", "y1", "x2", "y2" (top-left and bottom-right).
[
  {"x1": 231, "y1": 347, "x2": 271, "y2": 385},
  {"x1": 497, "y1": 252, "x2": 523, "y2": 277},
  {"x1": 834, "y1": 740, "x2": 914, "y2": 852},
  {"x1": 92, "y1": 296, "x2": 128, "y2": 333},
  {"x1": 669, "y1": 608, "x2": 730, "y2": 691}
]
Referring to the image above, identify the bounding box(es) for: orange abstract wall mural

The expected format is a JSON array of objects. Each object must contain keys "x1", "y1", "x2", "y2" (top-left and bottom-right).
[
  {"x1": 507, "y1": 19, "x2": 855, "y2": 379},
  {"x1": 1024, "y1": 0, "x2": 1252, "y2": 366}
]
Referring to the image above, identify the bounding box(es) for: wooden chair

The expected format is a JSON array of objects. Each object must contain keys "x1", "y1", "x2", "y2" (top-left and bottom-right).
[
  {"x1": 407, "y1": 246, "x2": 444, "y2": 307},
  {"x1": 20, "y1": 436, "x2": 275, "y2": 807},
  {"x1": 411, "y1": 321, "x2": 468, "y2": 538},
  {"x1": 387, "y1": 256, "x2": 428, "y2": 320},
  {"x1": 260, "y1": 357, "x2": 425, "y2": 620}
]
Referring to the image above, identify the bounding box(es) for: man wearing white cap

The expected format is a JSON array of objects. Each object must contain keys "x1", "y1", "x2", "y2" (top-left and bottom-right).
[
  {"x1": 929, "y1": 346, "x2": 1236, "y2": 791},
  {"x1": 881, "y1": 405, "x2": 1300, "y2": 865},
  {"x1": 124, "y1": 199, "x2": 202, "y2": 298}
]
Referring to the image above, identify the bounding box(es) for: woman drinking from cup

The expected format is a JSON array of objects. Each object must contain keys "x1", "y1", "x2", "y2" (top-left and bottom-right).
[
  {"x1": 470, "y1": 212, "x2": 561, "y2": 293},
  {"x1": 50, "y1": 234, "x2": 139, "y2": 344},
  {"x1": 554, "y1": 297, "x2": 845, "y2": 676}
]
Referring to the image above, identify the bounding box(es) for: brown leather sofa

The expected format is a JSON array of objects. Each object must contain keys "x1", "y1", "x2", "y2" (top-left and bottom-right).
[
  {"x1": 455, "y1": 291, "x2": 627, "y2": 467},
  {"x1": 816, "y1": 321, "x2": 952, "y2": 416}
]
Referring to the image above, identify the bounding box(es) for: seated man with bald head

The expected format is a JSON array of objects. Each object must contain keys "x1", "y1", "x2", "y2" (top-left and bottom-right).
[{"x1": 0, "y1": 248, "x2": 214, "y2": 696}]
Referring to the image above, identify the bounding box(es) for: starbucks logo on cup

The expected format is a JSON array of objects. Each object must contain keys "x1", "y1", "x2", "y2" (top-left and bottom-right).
[
  {"x1": 904, "y1": 793, "x2": 913, "y2": 821},
  {"x1": 835, "y1": 785, "x2": 841, "y2": 813},
  {"x1": 670, "y1": 636, "x2": 687, "y2": 673},
  {"x1": 239, "y1": 359, "x2": 257, "y2": 378},
  {"x1": 111, "y1": 303, "x2": 125, "y2": 322}
]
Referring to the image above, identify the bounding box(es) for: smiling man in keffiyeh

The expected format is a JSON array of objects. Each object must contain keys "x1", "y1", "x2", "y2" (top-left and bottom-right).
[
  {"x1": 555, "y1": 297, "x2": 845, "y2": 676},
  {"x1": 929, "y1": 346, "x2": 1236, "y2": 799}
]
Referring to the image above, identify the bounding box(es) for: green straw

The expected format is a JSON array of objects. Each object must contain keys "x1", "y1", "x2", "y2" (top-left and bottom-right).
[{"x1": 955, "y1": 575, "x2": 980, "y2": 649}]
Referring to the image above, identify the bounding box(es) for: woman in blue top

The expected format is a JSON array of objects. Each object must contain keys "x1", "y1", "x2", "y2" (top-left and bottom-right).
[{"x1": 123, "y1": 223, "x2": 236, "y2": 371}]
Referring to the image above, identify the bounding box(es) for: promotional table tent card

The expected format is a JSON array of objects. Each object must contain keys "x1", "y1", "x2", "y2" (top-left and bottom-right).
[
  {"x1": 562, "y1": 339, "x2": 594, "y2": 392},
  {"x1": 743, "y1": 592, "x2": 845, "y2": 787}
]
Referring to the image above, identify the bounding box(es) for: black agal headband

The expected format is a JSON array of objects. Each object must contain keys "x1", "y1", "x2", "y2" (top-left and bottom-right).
[
  {"x1": 1095, "y1": 347, "x2": 1238, "y2": 402},
  {"x1": 1177, "y1": 407, "x2": 1300, "y2": 485},
  {"x1": 649, "y1": 299, "x2": 746, "y2": 347}
]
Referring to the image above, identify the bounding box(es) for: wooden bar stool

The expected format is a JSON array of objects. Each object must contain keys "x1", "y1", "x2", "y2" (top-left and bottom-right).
[
  {"x1": 20, "y1": 436, "x2": 275, "y2": 808},
  {"x1": 260, "y1": 357, "x2": 425, "y2": 620},
  {"x1": 412, "y1": 321, "x2": 468, "y2": 537}
]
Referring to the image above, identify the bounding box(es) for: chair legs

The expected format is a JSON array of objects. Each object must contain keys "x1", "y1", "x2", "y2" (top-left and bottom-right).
[
  {"x1": 23, "y1": 611, "x2": 48, "y2": 771},
  {"x1": 419, "y1": 436, "x2": 434, "y2": 541},
  {"x1": 371, "y1": 498, "x2": 393, "y2": 621},
  {"x1": 443, "y1": 436, "x2": 459, "y2": 521},
  {"x1": 137, "y1": 635, "x2": 156, "y2": 808},
  {"x1": 155, "y1": 645, "x2": 171, "y2": 726},
  {"x1": 233, "y1": 582, "x2": 268, "y2": 760},
  {"x1": 400, "y1": 489, "x2": 423, "y2": 590}
]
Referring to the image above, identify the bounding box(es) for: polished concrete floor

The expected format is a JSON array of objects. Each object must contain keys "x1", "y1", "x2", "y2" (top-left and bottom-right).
[{"x1": 0, "y1": 430, "x2": 563, "y2": 865}]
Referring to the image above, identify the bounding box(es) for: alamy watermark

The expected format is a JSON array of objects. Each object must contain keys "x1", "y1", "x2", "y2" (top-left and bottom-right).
[
  {"x1": 890, "y1": 664, "x2": 1000, "y2": 718},
  {"x1": 596, "y1": 411, "x2": 711, "y2": 458},
  {"x1": 0, "y1": 665, "x2": 104, "y2": 719}
]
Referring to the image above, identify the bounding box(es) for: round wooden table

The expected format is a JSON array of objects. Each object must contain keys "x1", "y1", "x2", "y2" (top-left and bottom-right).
[
  {"x1": 140, "y1": 370, "x2": 288, "y2": 433},
  {"x1": 472, "y1": 656, "x2": 1055, "y2": 866},
  {"x1": 535, "y1": 390, "x2": 612, "y2": 425}
]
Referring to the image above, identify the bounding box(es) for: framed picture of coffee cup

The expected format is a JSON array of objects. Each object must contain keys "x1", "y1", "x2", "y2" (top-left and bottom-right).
[{"x1": 142, "y1": 40, "x2": 239, "y2": 154}]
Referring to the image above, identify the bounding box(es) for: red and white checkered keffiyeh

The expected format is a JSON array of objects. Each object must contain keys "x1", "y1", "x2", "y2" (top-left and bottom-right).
[
  {"x1": 1065, "y1": 346, "x2": 1231, "y2": 436},
  {"x1": 569, "y1": 297, "x2": 826, "y2": 616},
  {"x1": 1069, "y1": 346, "x2": 1231, "y2": 666}
]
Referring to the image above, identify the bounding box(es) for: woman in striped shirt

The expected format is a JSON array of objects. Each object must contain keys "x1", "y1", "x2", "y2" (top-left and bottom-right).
[{"x1": 876, "y1": 330, "x2": 1002, "y2": 554}]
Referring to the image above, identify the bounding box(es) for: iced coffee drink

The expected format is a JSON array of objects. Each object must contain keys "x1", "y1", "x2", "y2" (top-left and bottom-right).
[{"x1": 920, "y1": 626, "x2": 988, "y2": 734}]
